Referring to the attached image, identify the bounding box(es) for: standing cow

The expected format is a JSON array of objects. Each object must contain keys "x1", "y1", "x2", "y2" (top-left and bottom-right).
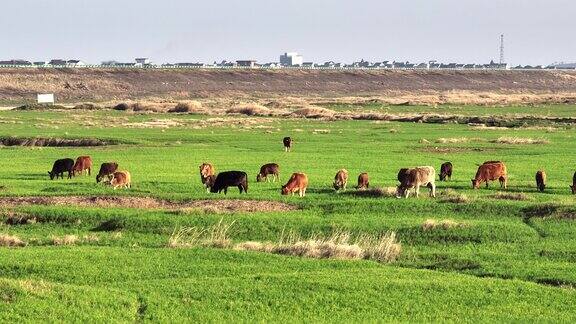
[
  {"x1": 73, "y1": 156, "x2": 93, "y2": 176},
  {"x1": 333, "y1": 169, "x2": 349, "y2": 191},
  {"x1": 48, "y1": 158, "x2": 74, "y2": 180},
  {"x1": 439, "y1": 162, "x2": 453, "y2": 181},
  {"x1": 257, "y1": 163, "x2": 280, "y2": 182},
  {"x1": 210, "y1": 171, "x2": 248, "y2": 194},
  {"x1": 356, "y1": 172, "x2": 369, "y2": 190},
  {"x1": 283, "y1": 137, "x2": 292, "y2": 152},
  {"x1": 570, "y1": 172, "x2": 576, "y2": 194},
  {"x1": 281, "y1": 173, "x2": 308, "y2": 197},
  {"x1": 199, "y1": 163, "x2": 216, "y2": 192},
  {"x1": 535, "y1": 170, "x2": 547, "y2": 192},
  {"x1": 96, "y1": 162, "x2": 119, "y2": 183},
  {"x1": 109, "y1": 170, "x2": 131, "y2": 190},
  {"x1": 471, "y1": 161, "x2": 507, "y2": 189},
  {"x1": 396, "y1": 166, "x2": 436, "y2": 198}
]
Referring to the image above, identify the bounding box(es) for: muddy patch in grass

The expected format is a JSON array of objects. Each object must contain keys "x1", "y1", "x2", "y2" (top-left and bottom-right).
[
  {"x1": 0, "y1": 136, "x2": 122, "y2": 147},
  {"x1": 0, "y1": 196, "x2": 297, "y2": 213}
]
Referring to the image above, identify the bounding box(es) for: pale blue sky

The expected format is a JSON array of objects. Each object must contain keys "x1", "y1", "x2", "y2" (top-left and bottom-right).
[{"x1": 2, "y1": 0, "x2": 574, "y2": 65}]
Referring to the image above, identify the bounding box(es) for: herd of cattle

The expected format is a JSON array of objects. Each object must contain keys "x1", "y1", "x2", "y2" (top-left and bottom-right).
[{"x1": 47, "y1": 137, "x2": 576, "y2": 198}]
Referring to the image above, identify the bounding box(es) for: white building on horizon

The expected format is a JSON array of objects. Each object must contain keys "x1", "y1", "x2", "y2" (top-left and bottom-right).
[{"x1": 280, "y1": 52, "x2": 303, "y2": 66}]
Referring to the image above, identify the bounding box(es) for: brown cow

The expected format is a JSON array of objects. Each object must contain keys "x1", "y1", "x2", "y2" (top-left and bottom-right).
[
  {"x1": 281, "y1": 173, "x2": 308, "y2": 197},
  {"x1": 109, "y1": 171, "x2": 131, "y2": 190},
  {"x1": 73, "y1": 156, "x2": 93, "y2": 176},
  {"x1": 571, "y1": 172, "x2": 576, "y2": 194},
  {"x1": 96, "y1": 162, "x2": 118, "y2": 183},
  {"x1": 283, "y1": 137, "x2": 292, "y2": 152},
  {"x1": 356, "y1": 172, "x2": 369, "y2": 190},
  {"x1": 199, "y1": 163, "x2": 215, "y2": 192},
  {"x1": 439, "y1": 162, "x2": 453, "y2": 181},
  {"x1": 257, "y1": 163, "x2": 280, "y2": 182},
  {"x1": 535, "y1": 170, "x2": 546, "y2": 192},
  {"x1": 333, "y1": 169, "x2": 349, "y2": 191},
  {"x1": 396, "y1": 166, "x2": 436, "y2": 198},
  {"x1": 472, "y1": 161, "x2": 507, "y2": 189}
]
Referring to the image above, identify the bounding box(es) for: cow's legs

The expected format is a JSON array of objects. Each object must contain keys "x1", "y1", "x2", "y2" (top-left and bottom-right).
[
  {"x1": 415, "y1": 185, "x2": 420, "y2": 198},
  {"x1": 224, "y1": 187, "x2": 228, "y2": 195},
  {"x1": 238, "y1": 185, "x2": 243, "y2": 194},
  {"x1": 430, "y1": 182, "x2": 436, "y2": 197},
  {"x1": 485, "y1": 180, "x2": 489, "y2": 188}
]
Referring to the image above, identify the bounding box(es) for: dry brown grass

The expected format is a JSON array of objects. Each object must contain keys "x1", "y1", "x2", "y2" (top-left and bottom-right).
[
  {"x1": 350, "y1": 187, "x2": 397, "y2": 198},
  {"x1": 0, "y1": 196, "x2": 297, "y2": 213},
  {"x1": 291, "y1": 106, "x2": 336, "y2": 119},
  {"x1": 0, "y1": 136, "x2": 115, "y2": 147},
  {"x1": 235, "y1": 230, "x2": 401, "y2": 263},
  {"x1": 52, "y1": 235, "x2": 79, "y2": 246},
  {"x1": 226, "y1": 103, "x2": 272, "y2": 116},
  {"x1": 0, "y1": 234, "x2": 27, "y2": 247},
  {"x1": 490, "y1": 192, "x2": 530, "y2": 201},
  {"x1": 168, "y1": 101, "x2": 203, "y2": 113},
  {"x1": 491, "y1": 137, "x2": 550, "y2": 145},
  {"x1": 167, "y1": 219, "x2": 234, "y2": 248},
  {"x1": 438, "y1": 189, "x2": 470, "y2": 204},
  {"x1": 422, "y1": 219, "x2": 467, "y2": 231}
]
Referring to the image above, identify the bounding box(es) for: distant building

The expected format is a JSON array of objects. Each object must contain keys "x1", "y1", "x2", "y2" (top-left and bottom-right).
[
  {"x1": 135, "y1": 58, "x2": 150, "y2": 65},
  {"x1": 67, "y1": 60, "x2": 85, "y2": 67},
  {"x1": 280, "y1": 52, "x2": 303, "y2": 66},
  {"x1": 236, "y1": 60, "x2": 257, "y2": 68},
  {"x1": 0, "y1": 59, "x2": 32, "y2": 66},
  {"x1": 49, "y1": 59, "x2": 67, "y2": 66}
]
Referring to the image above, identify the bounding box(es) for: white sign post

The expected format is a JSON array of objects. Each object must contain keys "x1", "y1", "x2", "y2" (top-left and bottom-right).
[{"x1": 37, "y1": 93, "x2": 55, "y2": 104}]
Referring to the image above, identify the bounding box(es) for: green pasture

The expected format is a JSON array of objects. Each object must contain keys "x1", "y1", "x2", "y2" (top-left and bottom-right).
[{"x1": 0, "y1": 108, "x2": 575, "y2": 322}]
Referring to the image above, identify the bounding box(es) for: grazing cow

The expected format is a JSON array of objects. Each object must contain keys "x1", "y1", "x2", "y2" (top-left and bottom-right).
[
  {"x1": 396, "y1": 166, "x2": 436, "y2": 198},
  {"x1": 73, "y1": 156, "x2": 93, "y2": 176},
  {"x1": 471, "y1": 161, "x2": 507, "y2": 189},
  {"x1": 48, "y1": 158, "x2": 74, "y2": 180},
  {"x1": 439, "y1": 162, "x2": 453, "y2": 181},
  {"x1": 109, "y1": 171, "x2": 131, "y2": 190},
  {"x1": 281, "y1": 173, "x2": 308, "y2": 197},
  {"x1": 257, "y1": 163, "x2": 280, "y2": 182},
  {"x1": 571, "y1": 172, "x2": 576, "y2": 194},
  {"x1": 333, "y1": 169, "x2": 349, "y2": 191},
  {"x1": 535, "y1": 170, "x2": 547, "y2": 192},
  {"x1": 283, "y1": 137, "x2": 292, "y2": 152},
  {"x1": 96, "y1": 162, "x2": 119, "y2": 183},
  {"x1": 210, "y1": 171, "x2": 248, "y2": 194},
  {"x1": 199, "y1": 163, "x2": 216, "y2": 192},
  {"x1": 356, "y1": 172, "x2": 369, "y2": 190}
]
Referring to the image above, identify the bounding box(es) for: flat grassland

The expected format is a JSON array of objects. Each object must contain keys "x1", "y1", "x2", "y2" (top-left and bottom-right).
[{"x1": 0, "y1": 104, "x2": 575, "y2": 322}]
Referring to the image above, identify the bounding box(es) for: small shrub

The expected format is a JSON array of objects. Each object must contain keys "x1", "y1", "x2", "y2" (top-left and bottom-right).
[
  {"x1": 350, "y1": 187, "x2": 396, "y2": 198},
  {"x1": 226, "y1": 103, "x2": 271, "y2": 116},
  {"x1": 168, "y1": 101, "x2": 202, "y2": 113},
  {"x1": 73, "y1": 103, "x2": 99, "y2": 110},
  {"x1": 113, "y1": 103, "x2": 130, "y2": 111},
  {"x1": 422, "y1": 219, "x2": 467, "y2": 231}
]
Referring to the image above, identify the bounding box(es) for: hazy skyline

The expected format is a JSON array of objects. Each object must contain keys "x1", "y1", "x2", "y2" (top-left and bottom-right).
[{"x1": 2, "y1": 0, "x2": 575, "y2": 65}]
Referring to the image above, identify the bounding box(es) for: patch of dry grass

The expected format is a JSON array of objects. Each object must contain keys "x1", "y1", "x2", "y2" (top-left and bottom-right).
[
  {"x1": 291, "y1": 106, "x2": 336, "y2": 119},
  {"x1": 490, "y1": 192, "x2": 530, "y2": 201},
  {"x1": 168, "y1": 101, "x2": 203, "y2": 113},
  {"x1": 0, "y1": 136, "x2": 116, "y2": 147},
  {"x1": 0, "y1": 234, "x2": 27, "y2": 247},
  {"x1": 438, "y1": 189, "x2": 470, "y2": 204},
  {"x1": 52, "y1": 235, "x2": 79, "y2": 246},
  {"x1": 226, "y1": 103, "x2": 272, "y2": 116},
  {"x1": 491, "y1": 137, "x2": 550, "y2": 145},
  {"x1": 167, "y1": 219, "x2": 234, "y2": 248},
  {"x1": 235, "y1": 230, "x2": 401, "y2": 263},
  {"x1": 422, "y1": 219, "x2": 468, "y2": 231},
  {"x1": 349, "y1": 187, "x2": 397, "y2": 198}
]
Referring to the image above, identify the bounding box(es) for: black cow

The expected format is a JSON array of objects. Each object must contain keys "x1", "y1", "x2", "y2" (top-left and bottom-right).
[
  {"x1": 48, "y1": 158, "x2": 74, "y2": 180},
  {"x1": 283, "y1": 137, "x2": 292, "y2": 152},
  {"x1": 439, "y1": 162, "x2": 453, "y2": 181},
  {"x1": 96, "y1": 162, "x2": 119, "y2": 183},
  {"x1": 210, "y1": 171, "x2": 248, "y2": 194}
]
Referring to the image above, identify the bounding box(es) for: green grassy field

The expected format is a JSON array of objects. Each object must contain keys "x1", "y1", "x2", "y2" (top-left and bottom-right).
[{"x1": 0, "y1": 107, "x2": 575, "y2": 322}]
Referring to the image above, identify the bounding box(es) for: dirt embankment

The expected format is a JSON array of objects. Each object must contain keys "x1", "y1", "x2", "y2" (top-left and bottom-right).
[{"x1": 1, "y1": 68, "x2": 576, "y2": 102}]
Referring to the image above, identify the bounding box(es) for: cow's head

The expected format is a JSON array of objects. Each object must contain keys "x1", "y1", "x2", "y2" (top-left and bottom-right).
[
  {"x1": 395, "y1": 185, "x2": 408, "y2": 198},
  {"x1": 471, "y1": 179, "x2": 481, "y2": 189},
  {"x1": 256, "y1": 173, "x2": 264, "y2": 182},
  {"x1": 205, "y1": 175, "x2": 216, "y2": 188},
  {"x1": 199, "y1": 164, "x2": 212, "y2": 178},
  {"x1": 333, "y1": 180, "x2": 343, "y2": 191},
  {"x1": 571, "y1": 185, "x2": 576, "y2": 195},
  {"x1": 48, "y1": 171, "x2": 55, "y2": 180},
  {"x1": 281, "y1": 185, "x2": 290, "y2": 195},
  {"x1": 96, "y1": 174, "x2": 102, "y2": 183},
  {"x1": 439, "y1": 173, "x2": 446, "y2": 181}
]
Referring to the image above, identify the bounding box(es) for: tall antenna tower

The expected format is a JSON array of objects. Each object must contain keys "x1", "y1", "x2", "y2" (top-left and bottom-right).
[{"x1": 499, "y1": 34, "x2": 505, "y2": 64}]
